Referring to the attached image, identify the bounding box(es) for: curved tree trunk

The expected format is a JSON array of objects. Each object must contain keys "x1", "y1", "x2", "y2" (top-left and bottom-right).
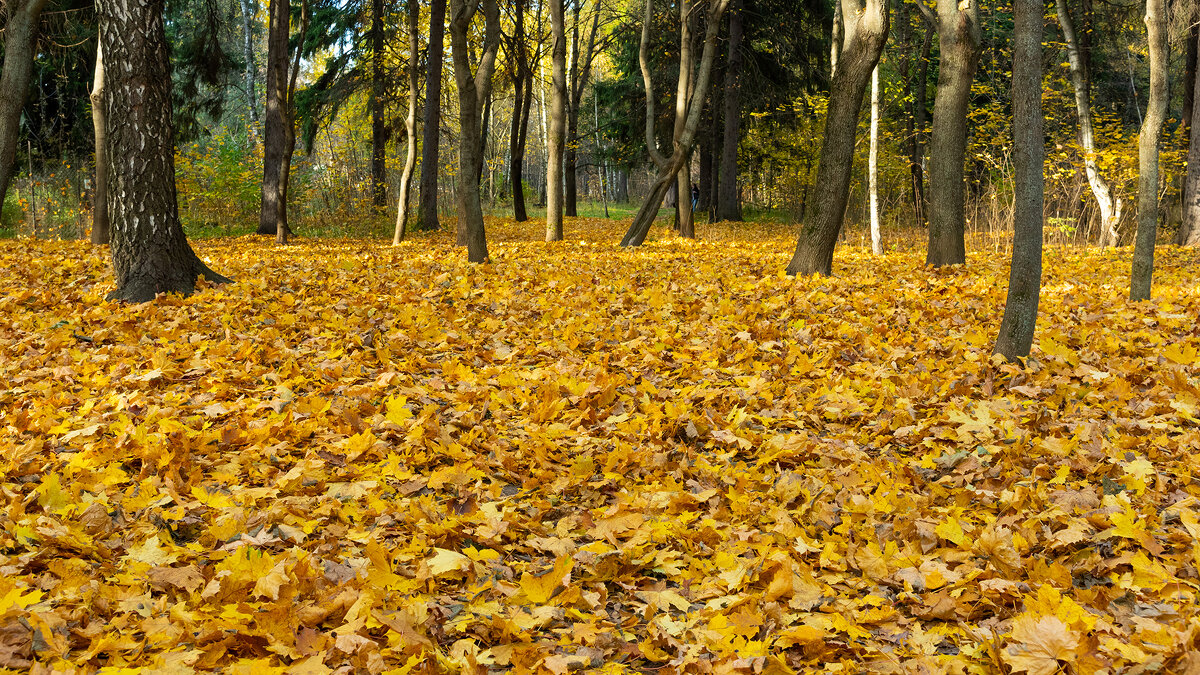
[
  {"x1": 97, "y1": 0, "x2": 232, "y2": 302},
  {"x1": 716, "y1": 0, "x2": 744, "y2": 222},
  {"x1": 922, "y1": 0, "x2": 980, "y2": 267},
  {"x1": 786, "y1": 0, "x2": 888, "y2": 276},
  {"x1": 417, "y1": 0, "x2": 447, "y2": 231},
  {"x1": 91, "y1": 41, "x2": 111, "y2": 245},
  {"x1": 393, "y1": 0, "x2": 420, "y2": 244},
  {"x1": 994, "y1": 0, "x2": 1043, "y2": 360},
  {"x1": 1130, "y1": 0, "x2": 1166, "y2": 301},
  {"x1": 547, "y1": 0, "x2": 567, "y2": 241},
  {"x1": 1056, "y1": 0, "x2": 1121, "y2": 247},
  {"x1": 0, "y1": 0, "x2": 50, "y2": 207}
]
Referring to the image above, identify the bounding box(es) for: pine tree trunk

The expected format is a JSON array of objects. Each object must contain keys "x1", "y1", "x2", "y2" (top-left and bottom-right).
[
  {"x1": 716, "y1": 0, "x2": 744, "y2": 222},
  {"x1": 90, "y1": 41, "x2": 111, "y2": 245},
  {"x1": 258, "y1": 0, "x2": 290, "y2": 237},
  {"x1": 923, "y1": 0, "x2": 980, "y2": 267},
  {"x1": 370, "y1": 0, "x2": 387, "y2": 208},
  {"x1": 0, "y1": 0, "x2": 49, "y2": 207},
  {"x1": 97, "y1": 0, "x2": 232, "y2": 302},
  {"x1": 393, "y1": 0, "x2": 420, "y2": 244},
  {"x1": 547, "y1": 0, "x2": 567, "y2": 241},
  {"x1": 994, "y1": 0, "x2": 1043, "y2": 360},
  {"x1": 417, "y1": 0, "x2": 447, "y2": 231},
  {"x1": 869, "y1": 64, "x2": 881, "y2": 256},
  {"x1": 1130, "y1": 0, "x2": 1166, "y2": 301},
  {"x1": 786, "y1": 0, "x2": 888, "y2": 276}
]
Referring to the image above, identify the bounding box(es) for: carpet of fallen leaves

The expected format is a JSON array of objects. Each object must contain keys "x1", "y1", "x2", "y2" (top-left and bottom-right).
[{"x1": 3, "y1": 218, "x2": 1200, "y2": 675}]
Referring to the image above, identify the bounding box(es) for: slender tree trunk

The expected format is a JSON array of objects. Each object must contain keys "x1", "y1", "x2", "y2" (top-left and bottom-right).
[
  {"x1": 830, "y1": 0, "x2": 843, "y2": 79},
  {"x1": 417, "y1": 0, "x2": 447, "y2": 231},
  {"x1": 1176, "y1": 10, "x2": 1198, "y2": 244},
  {"x1": 1131, "y1": 0, "x2": 1167, "y2": 301},
  {"x1": 393, "y1": 0, "x2": 420, "y2": 244},
  {"x1": 547, "y1": 0, "x2": 567, "y2": 241},
  {"x1": 370, "y1": 0, "x2": 387, "y2": 208},
  {"x1": 911, "y1": 16, "x2": 932, "y2": 226},
  {"x1": 786, "y1": 0, "x2": 888, "y2": 276},
  {"x1": 698, "y1": 113, "x2": 714, "y2": 213},
  {"x1": 994, "y1": 0, "x2": 1043, "y2": 360},
  {"x1": 1056, "y1": 0, "x2": 1122, "y2": 247},
  {"x1": 448, "y1": 0, "x2": 499, "y2": 262},
  {"x1": 869, "y1": 64, "x2": 881, "y2": 255},
  {"x1": 274, "y1": 0, "x2": 307, "y2": 245},
  {"x1": 239, "y1": 0, "x2": 258, "y2": 129},
  {"x1": 97, "y1": 0, "x2": 232, "y2": 302},
  {"x1": 258, "y1": 0, "x2": 290, "y2": 237},
  {"x1": 717, "y1": 0, "x2": 744, "y2": 222},
  {"x1": 0, "y1": 0, "x2": 50, "y2": 207},
  {"x1": 675, "y1": 2, "x2": 696, "y2": 238},
  {"x1": 1183, "y1": 29, "x2": 1200, "y2": 246},
  {"x1": 90, "y1": 41, "x2": 110, "y2": 245},
  {"x1": 508, "y1": 0, "x2": 532, "y2": 222},
  {"x1": 564, "y1": 0, "x2": 602, "y2": 220},
  {"x1": 921, "y1": 0, "x2": 980, "y2": 267}
]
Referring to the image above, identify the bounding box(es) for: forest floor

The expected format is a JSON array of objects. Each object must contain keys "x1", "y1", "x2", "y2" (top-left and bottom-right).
[{"x1": 3, "y1": 218, "x2": 1200, "y2": 674}]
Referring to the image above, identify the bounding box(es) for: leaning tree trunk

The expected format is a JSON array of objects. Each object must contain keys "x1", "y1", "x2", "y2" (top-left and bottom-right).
[
  {"x1": 417, "y1": 0, "x2": 447, "y2": 231},
  {"x1": 258, "y1": 0, "x2": 291, "y2": 237},
  {"x1": 786, "y1": 0, "x2": 888, "y2": 276},
  {"x1": 0, "y1": 0, "x2": 50, "y2": 207},
  {"x1": 716, "y1": 0, "x2": 744, "y2": 222},
  {"x1": 370, "y1": 0, "x2": 387, "y2": 208},
  {"x1": 97, "y1": 0, "x2": 232, "y2": 302},
  {"x1": 994, "y1": 0, "x2": 1043, "y2": 360},
  {"x1": 90, "y1": 41, "x2": 110, "y2": 245},
  {"x1": 1056, "y1": 0, "x2": 1122, "y2": 247},
  {"x1": 922, "y1": 0, "x2": 980, "y2": 267},
  {"x1": 393, "y1": 0, "x2": 420, "y2": 244},
  {"x1": 547, "y1": 0, "x2": 567, "y2": 241},
  {"x1": 448, "y1": 0, "x2": 499, "y2": 263},
  {"x1": 1130, "y1": 0, "x2": 1166, "y2": 301}
]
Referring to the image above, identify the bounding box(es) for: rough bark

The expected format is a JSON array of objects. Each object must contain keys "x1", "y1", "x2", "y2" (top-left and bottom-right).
[
  {"x1": 1131, "y1": 0, "x2": 1166, "y2": 301},
  {"x1": 448, "y1": 0, "x2": 499, "y2": 263},
  {"x1": 97, "y1": 0, "x2": 232, "y2": 303},
  {"x1": 370, "y1": 0, "x2": 387, "y2": 208},
  {"x1": 920, "y1": 0, "x2": 980, "y2": 267},
  {"x1": 393, "y1": 0, "x2": 420, "y2": 244},
  {"x1": 417, "y1": 0, "x2": 447, "y2": 231},
  {"x1": 994, "y1": 0, "x2": 1043, "y2": 360},
  {"x1": 1056, "y1": 0, "x2": 1122, "y2": 247},
  {"x1": 1183, "y1": 27, "x2": 1200, "y2": 246},
  {"x1": 717, "y1": 0, "x2": 744, "y2": 222},
  {"x1": 239, "y1": 0, "x2": 258, "y2": 128},
  {"x1": 91, "y1": 41, "x2": 110, "y2": 245},
  {"x1": 869, "y1": 64, "x2": 881, "y2": 255},
  {"x1": 675, "y1": 2, "x2": 696, "y2": 239},
  {"x1": 0, "y1": 0, "x2": 49, "y2": 207},
  {"x1": 258, "y1": 0, "x2": 291, "y2": 238},
  {"x1": 620, "y1": 0, "x2": 731, "y2": 247},
  {"x1": 547, "y1": 0, "x2": 567, "y2": 241},
  {"x1": 786, "y1": 0, "x2": 888, "y2": 276},
  {"x1": 1178, "y1": 14, "x2": 1199, "y2": 244},
  {"x1": 830, "y1": 0, "x2": 842, "y2": 79},
  {"x1": 911, "y1": 15, "x2": 932, "y2": 226},
  {"x1": 508, "y1": 0, "x2": 533, "y2": 222}
]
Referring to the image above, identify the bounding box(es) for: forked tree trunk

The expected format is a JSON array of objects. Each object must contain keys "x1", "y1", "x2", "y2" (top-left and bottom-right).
[
  {"x1": 869, "y1": 64, "x2": 881, "y2": 255},
  {"x1": 716, "y1": 0, "x2": 744, "y2": 222},
  {"x1": 547, "y1": 0, "x2": 567, "y2": 241},
  {"x1": 785, "y1": 0, "x2": 888, "y2": 276},
  {"x1": 1130, "y1": 0, "x2": 1166, "y2": 301},
  {"x1": 448, "y1": 0, "x2": 499, "y2": 262},
  {"x1": 994, "y1": 0, "x2": 1043, "y2": 360},
  {"x1": 0, "y1": 0, "x2": 50, "y2": 207},
  {"x1": 370, "y1": 0, "x2": 387, "y2": 208},
  {"x1": 393, "y1": 0, "x2": 420, "y2": 244},
  {"x1": 921, "y1": 0, "x2": 980, "y2": 267},
  {"x1": 97, "y1": 0, "x2": 232, "y2": 302},
  {"x1": 417, "y1": 0, "x2": 447, "y2": 231},
  {"x1": 91, "y1": 41, "x2": 110, "y2": 245},
  {"x1": 1056, "y1": 0, "x2": 1122, "y2": 247}
]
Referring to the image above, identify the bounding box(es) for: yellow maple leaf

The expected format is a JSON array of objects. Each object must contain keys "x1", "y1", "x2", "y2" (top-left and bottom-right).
[
  {"x1": 519, "y1": 556, "x2": 573, "y2": 604},
  {"x1": 1002, "y1": 615, "x2": 1081, "y2": 675}
]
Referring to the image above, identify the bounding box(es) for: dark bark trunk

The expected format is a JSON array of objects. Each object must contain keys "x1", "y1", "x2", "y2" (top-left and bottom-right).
[
  {"x1": 910, "y1": 17, "x2": 932, "y2": 226},
  {"x1": 1177, "y1": 17, "x2": 1198, "y2": 244},
  {"x1": 1131, "y1": 0, "x2": 1166, "y2": 301},
  {"x1": 97, "y1": 0, "x2": 231, "y2": 302},
  {"x1": 370, "y1": 0, "x2": 387, "y2": 208},
  {"x1": 786, "y1": 0, "x2": 888, "y2": 276},
  {"x1": 509, "y1": 0, "x2": 531, "y2": 222},
  {"x1": 1183, "y1": 26, "x2": 1200, "y2": 246},
  {"x1": 698, "y1": 115, "x2": 713, "y2": 213},
  {"x1": 994, "y1": 0, "x2": 1043, "y2": 360},
  {"x1": 393, "y1": 0, "x2": 420, "y2": 243},
  {"x1": 417, "y1": 0, "x2": 447, "y2": 231},
  {"x1": 716, "y1": 0, "x2": 744, "y2": 222},
  {"x1": 565, "y1": 0, "x2": 602, "y2": 218},
  {"x1": 547, "y1": 0, "x2": 567, "y2": 240},
  {"x1": 91, "y1": 41, "x2": 110, "y2": 245},
  {"x1": 0, "y1": 0, "x2": 49, "y2": 207},
  {"x1": 258, "y1": 0, "x2": 291, "y2": 237},
  {"x1": 923, "y1": 0, "x2": 981, "y2": 267}
]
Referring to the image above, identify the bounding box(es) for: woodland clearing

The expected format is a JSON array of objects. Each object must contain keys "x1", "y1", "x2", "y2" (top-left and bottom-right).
[{"x1": 3, "y1": 218, "x2": 1200, "y2": 674}]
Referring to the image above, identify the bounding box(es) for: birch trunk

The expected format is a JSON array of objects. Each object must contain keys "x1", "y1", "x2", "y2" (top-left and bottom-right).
[
  {"x1": 393, "y1": 0, "x2": 420, "y2": 244},
  {"x1": 869, "y1": 64, "x2": 881, "y2": 256}
]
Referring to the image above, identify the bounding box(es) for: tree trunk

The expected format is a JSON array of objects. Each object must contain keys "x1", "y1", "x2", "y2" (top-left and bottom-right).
[
  {"x1": 239, "y1": 0, "x2": 258, "y2": 129},
  {"x1": 393, "y1": 0, "x2": 420, "y2": 244},
  {"x1": 565, "y1": 0, "x2": 602, "y2": 218},
  {"x1": 921, "y1": 0, "x2": 980, "y2": 267},
  {"x1": 1177, "y1": 12, "x2": 1198, "y2": 244},
  {"x1": 1183, "y1": 28, "x2": 1200, "y2": 246},
  {"x1": 869, "y1": 64, "x2": 881, "y2": 255},
  {"x1": 0, "y1": 0, "x2": 49, "y2": 207},
  {"x1": 417, "y1": 0, "x2": 447, "y2": 231},
  {"x1": 508, "y1": 0, "x2": 532, "y2": 222},
  {"x1": 1131, "y1": 0, "x2": 1167, "y2": 301},
  {"x1": 97, "y1": 0, "x2": 232, "y2": 302},
  {"x1": 1056, "y1": 0, "x2": 1122, "y2": 247},
  {"x1": 716, "y1": 0, "x2": 744, "y2": 222},
  {"x1": 91, "y1": 41, "x2": 110, "y2": 245},
  {"x1": 910, "y1": 15, "x2": 932, "y2": 226},
  {"x1": 994, "y1": 0, "x2": 1043, "y2": 360},
  {"x1": 547, "y1": 0, "x2": 567, "y2": 241},
  {"x1": 786, "y1": 0, "x2": 888, "y2": 276},
  {"x1": 258, "y1": 0, "x2": 291, "y2": 237},
  {"x1": 675, "y1": 2, "x2": 696, "y2": 239},
  {"x1": 830, "y1": 0, "x2": 843, "y2": 79},
  {"x1": 370, "y1": 0, "x2": 387, "y2": 208},
  {"x1": 448, "y1": 0, "x2": 499, "y2": 262},
  {"x1": 698, "y1": 114, "x2": 714, "y2": 213}
]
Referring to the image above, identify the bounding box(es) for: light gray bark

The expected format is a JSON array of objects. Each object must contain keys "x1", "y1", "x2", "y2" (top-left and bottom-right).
[
  {"x1": 547, "y1": 0, "x2": 567, "y2": 241},
  {"x1": 393, "y1": 0, "x2": 420, "y2": 244},
  {"x1": 239, "y1": 0, "x2": 258, "y2": 128},
  {"x1": 869, "y1": 64, "x2": 881, "y2": 256},
  {"x1": 91, "y1": 40, "x2": 110, "y2": 245},
  {"x1": 1130, "y1": 0, "x2": 1166, "y2": 301}
]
